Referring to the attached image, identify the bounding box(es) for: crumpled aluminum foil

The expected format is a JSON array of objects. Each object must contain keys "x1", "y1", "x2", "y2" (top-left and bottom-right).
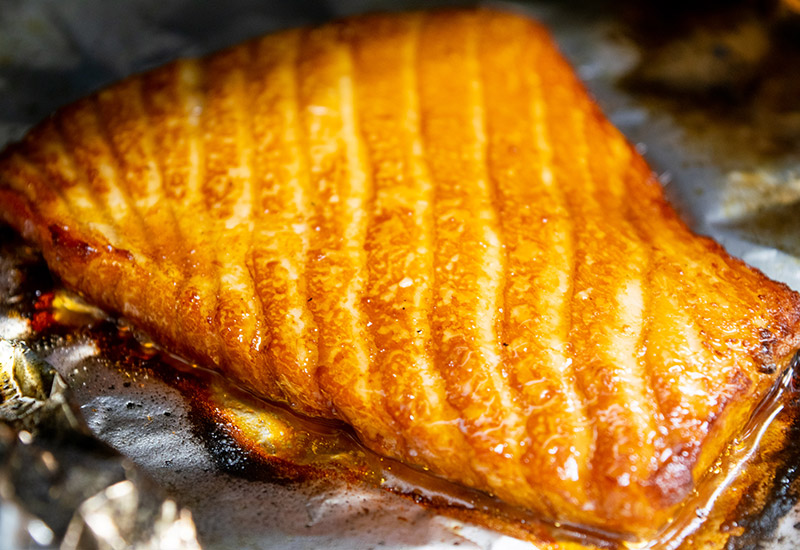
[{"x1": 0, "y1": 338, "x2": 200, "y2": 550}]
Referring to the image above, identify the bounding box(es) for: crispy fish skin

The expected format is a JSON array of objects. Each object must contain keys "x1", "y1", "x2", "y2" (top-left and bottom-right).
[{"x1": 2, "y1": 8, "x2": 800, "y2": 540}]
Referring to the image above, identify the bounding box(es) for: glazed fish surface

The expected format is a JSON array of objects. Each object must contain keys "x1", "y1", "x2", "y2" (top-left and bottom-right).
[{"x1": 1, "y1": 8, "x2": 799, "y2": 541}]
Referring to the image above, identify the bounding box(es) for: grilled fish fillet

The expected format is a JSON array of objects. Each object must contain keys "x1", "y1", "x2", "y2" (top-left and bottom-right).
[{"x1": 1, "y1": 8, "x2": 799, "y2": 540}]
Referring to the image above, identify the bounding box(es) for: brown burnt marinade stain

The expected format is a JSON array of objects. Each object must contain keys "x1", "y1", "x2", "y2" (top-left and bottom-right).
[
  {"x1": 78, "y1": 322, "x2": 301, "y2": 484},
  {"x1": 175, "y1": 374, "x2": 352, "y2": 486},
  {"x1": 188, "y1": 405, "x2": 317, "y2": 486},
  {"x1": 84, "y1": 327, "x2": 358, "y2": 487}
]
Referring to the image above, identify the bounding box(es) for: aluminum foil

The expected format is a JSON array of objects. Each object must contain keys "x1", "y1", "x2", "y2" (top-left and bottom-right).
[
  {"x1": 0, "y1": 338, "x2": 200, "y2": 550},
  {"x1": 1, "y1": 1, "x2": 800, "y2": 549}
]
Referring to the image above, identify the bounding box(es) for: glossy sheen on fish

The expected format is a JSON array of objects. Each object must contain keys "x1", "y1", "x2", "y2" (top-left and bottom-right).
[{"x1": 1, "y1": 9, "x2": 799, "y2": 540}]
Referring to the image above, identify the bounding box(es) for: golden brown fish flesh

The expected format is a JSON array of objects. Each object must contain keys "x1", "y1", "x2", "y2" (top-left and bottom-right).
[{"x1": 1, "y1": 8, "x2": 799, "y2": 541}]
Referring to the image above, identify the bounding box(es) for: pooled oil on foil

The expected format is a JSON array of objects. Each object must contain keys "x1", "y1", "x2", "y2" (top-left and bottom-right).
[{"x1": 2, "y1": 1, "x2": 800, "y2": 549}]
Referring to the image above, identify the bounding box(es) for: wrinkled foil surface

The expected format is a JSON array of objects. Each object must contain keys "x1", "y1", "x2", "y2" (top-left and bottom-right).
[
  {"x1": 1, "y1": 1, "x2": 800, "y2": 549},
  {"x1": 0, "y1": 338, "x2": 200, "y2": 550}
]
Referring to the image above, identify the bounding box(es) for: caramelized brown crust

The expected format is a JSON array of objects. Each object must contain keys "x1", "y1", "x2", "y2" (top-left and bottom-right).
[{"x1": 1, "y1": 8, "x2": 799, "y2": 540}]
